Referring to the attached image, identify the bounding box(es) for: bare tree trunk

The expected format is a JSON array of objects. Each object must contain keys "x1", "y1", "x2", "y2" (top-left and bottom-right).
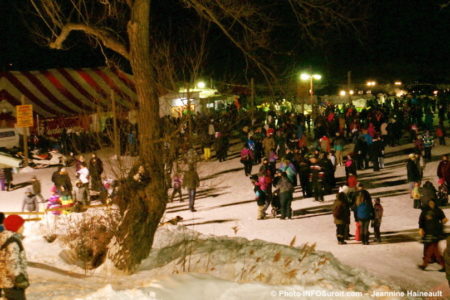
[{"x1": 108, "y1": 0, "x2": 167, "y2": 272}]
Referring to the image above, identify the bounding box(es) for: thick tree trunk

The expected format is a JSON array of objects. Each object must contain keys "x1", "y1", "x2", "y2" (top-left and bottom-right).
[{"x1": 108, "y1": 0, "x2": 167, "y2": 272}]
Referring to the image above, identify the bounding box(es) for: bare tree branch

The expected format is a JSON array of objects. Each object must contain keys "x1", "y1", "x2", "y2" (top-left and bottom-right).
[{"x1": 49, "y1": 22, "x2": 130, "y2": 60}]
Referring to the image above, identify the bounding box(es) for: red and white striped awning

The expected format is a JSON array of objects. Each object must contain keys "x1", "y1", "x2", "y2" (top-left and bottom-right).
[{"x1": 0, "y1": 67, "x2": 137, "y2": 117}]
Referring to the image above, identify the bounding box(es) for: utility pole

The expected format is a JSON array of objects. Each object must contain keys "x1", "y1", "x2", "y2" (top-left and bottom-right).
[
  {"x1": 20, "y1": 95, "x2": 29, "y2": 167},
  {"x1": 111, "y1": 90, "x2": 119, "y2": 157},
  {"x1": 347, "y1": 71, "x2": 352, "y2": 104}
]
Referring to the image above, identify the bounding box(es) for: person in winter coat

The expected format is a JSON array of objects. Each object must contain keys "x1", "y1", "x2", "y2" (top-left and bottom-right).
[
  {"x1": 355, "y1": 190, "x2": 374, "y2": 245},
  {"x1": 437, "y1": 155, "x2": 450, "y2": 188},
  {"x1": 354, "y1": 135, "x2": 368, "y2": 170},
  {"x1": 240, "y1": 144, "x2": 254, "y2": 176},
  {"x1": 262, "y1": 134, "x2": 276, "y2": 159},
  {"x1": 275, "y1": 172, "x2": 294, "y2": 220},
  {"x1": 183, "y1": 165, "x2": 200, "y2": 212},
  {"x1": 30, "y1": 176, "x2": 44, "y2": 203},
  {"x1": 297, "y1": 156, "x2": 310, "y2": 197},
  {"x1": 73, "y1": 181, "x2": 88, "y2": 206},
  {"x1": 88, "y1": 153, "x2": 104, "y2": 192},
  {"x1": 320, "y1": 154, "x2": 335, "y2": 195},
  {"x1": 436, "y1": 124, "x2": 446, "y2": 146},
  {"x1": 251, "y1": 175, "x2": 266, "y2": 220},
  {"x1": 333, "y1": 192, "x2": 350, "y2": 244},
  {"x1": 279, "y1": 158, "x2": 297, "y2": 186},
  {"x1": 333, "y1": 132, "x2": 345, "y2": 166},
  {"x1": 319, "y1": 136, "x2": 331, "y2": 153},
  {"x1": 215, "y1": 133, "x2": 229, "y2": 162},
  {"x1": 344, "y1": 154, "x2": 357, "y2": 178},
  {"x1": 369, "y1": 135, "x2": 383, "y2": 171},
  {"x1": 309, "y1": 157, "x2": 324, "y2": 202},
  {"x1": 47, "y1": 192, "x2": 62, "y2": 216},
  {"x1": 3, "y1": 168, "x2": 13, "y2": 192},
  {"x1": 420, "y1": 181, "x2": 437, "y2": 208},
  {"x1": 0, "y1": 215, "x2": 29, "y2": 300},
  {"x1": 0, "y1": 212, "x2": 4, "y2": 232},
  {"x1": 444, "y1": 237, "x2": 450, "y2": 287},
  {"x1": 76, "y1": 163, "x2": 90, "y2": 188},
  {"x1": 422, "y1": 131, "x2": 434, "y2": 160},
  {"x1": 21, "y1": 188, "x2": 38, "y2": 219},
  {"x1": 0, "y1": 169, "x2": 6, "y2": 192},
  {"x1": 170, "y1": 173, "x2": 183, "y2": 202},
  {"x1": 406, "y1": 153, "x2": 421, "y2": 196},
  {"x1": 418, "y1": 200, "x2": 447, "y2": 271},
  {"x1": 52, "y1": 168, "x2": 72, "y2": 196},
  {"x1": 372, "y1": 197, "x2": 383, "y2": 242},
  {"x1": 268, "y1": 149, "x2": 278, "y2": 170}
]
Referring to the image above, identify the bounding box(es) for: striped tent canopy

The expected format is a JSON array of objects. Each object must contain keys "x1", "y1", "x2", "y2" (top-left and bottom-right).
[{"x1": 0, "y1": 67, "x2": 138, "y2": 117}]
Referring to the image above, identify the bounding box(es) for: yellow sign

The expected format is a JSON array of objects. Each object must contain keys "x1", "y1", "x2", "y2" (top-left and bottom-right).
[{"x1": 16, "y1": 105, "x2": 34, "y2": 127}]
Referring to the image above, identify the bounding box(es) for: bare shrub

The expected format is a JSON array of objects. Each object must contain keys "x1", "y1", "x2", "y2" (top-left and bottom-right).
[{"x1": 59, "y1": 211, "x2": 119, "y2": 271}]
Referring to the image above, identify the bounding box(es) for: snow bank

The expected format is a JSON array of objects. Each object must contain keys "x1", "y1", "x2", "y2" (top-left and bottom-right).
[
  {"x1": 24, "y1": 221, "x2": 404, "y2": 299},
  {"x1": 133, "y1": 225, "x2": 399, "y2": 293},
  {"x1": 76, "y1": 273, "x2": 394, "y2": 300}
]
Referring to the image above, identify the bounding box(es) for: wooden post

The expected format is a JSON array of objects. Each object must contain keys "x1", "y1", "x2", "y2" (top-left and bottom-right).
[
  {"x1": 20, "y1": 95, "x2": 29, "y2": 167},
  {"x1": 111, "y1": 90, "x2": 119, "y2": 157},
  {"x1": 250, "y1": 78, "x2": 255, "y2": 119}
]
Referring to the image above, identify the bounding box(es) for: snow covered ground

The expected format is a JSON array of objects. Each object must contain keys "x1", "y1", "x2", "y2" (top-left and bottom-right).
[{"x1": 1, "y1": 137, "x2": 450, "y2": 299}]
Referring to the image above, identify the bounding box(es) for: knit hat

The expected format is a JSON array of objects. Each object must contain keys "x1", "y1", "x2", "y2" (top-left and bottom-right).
[{"x1": 4, "y1": 215, "x2": 25, "y2": 233}]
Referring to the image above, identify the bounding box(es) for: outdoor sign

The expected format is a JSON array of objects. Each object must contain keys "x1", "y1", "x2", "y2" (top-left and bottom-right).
[{"x1": 16, "y1": 105, "x2": 34, "y2": 128}]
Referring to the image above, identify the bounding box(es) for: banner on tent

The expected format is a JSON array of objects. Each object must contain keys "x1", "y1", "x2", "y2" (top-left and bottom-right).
[{"x1": 40, "y1": 116, "x2": 90, "y2": 136}]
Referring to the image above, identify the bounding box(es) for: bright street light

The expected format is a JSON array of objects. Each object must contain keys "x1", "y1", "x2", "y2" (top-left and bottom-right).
[
  {"x1": 366, "y1": 81, "x2": 376, "y2": 87},
  {"x1": 339, "y1": 90, "x2": 346, "y2": 96},
  {"x1": 300, "y1": 73, "x2": 322, "y2": 81},
  {"x1": 299, "y1": 72, "x2": 322, "y2": 116},
  {"x1": 197, "y1": 81, "x2": 206, "y2": 89},
  {"x1": 394, "y1": 81, "x2": 402, "y2": 86}
]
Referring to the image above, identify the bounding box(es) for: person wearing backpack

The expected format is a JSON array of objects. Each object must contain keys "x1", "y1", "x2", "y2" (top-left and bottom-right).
[{"x1": 0, "y1": 215, "x2": 29, "y2": 300}]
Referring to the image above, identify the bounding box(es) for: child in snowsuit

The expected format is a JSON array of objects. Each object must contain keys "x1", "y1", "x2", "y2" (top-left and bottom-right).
[
  {"x1": 170, "y1": 173, "x2": 183, "y2": 202},
  {"x1": 21, "y1": 188, "x2": 39, "y2": 220},
  {"x1": 372, "y1": 197, "x2": 384, "y2": 242},
  {"x1": 251, "y1": 175, "x2": 266, "y2": 220},
  {"x1": 0, "y1": 215, "x2": 29, "y2": 300}
]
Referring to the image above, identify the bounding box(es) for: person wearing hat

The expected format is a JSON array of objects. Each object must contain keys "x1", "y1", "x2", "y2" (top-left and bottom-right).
[{"x1": 0, "y1": 215, "x2": 29, "y2": 300}]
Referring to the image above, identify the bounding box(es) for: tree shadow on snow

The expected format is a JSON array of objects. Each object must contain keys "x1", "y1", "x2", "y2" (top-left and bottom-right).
[
  {"x1": 10, "y1": 181, "x2": 32, "y2": 190},
  {"x1": 292, "y1": 203, "x2": 333, "y2": 219},
  {"x1": 201, "y1": 167, "x2": 243, "y2": 181},
  {"x1": 182, "y1": 218, "x2": 239, "y2": 227},
  {"x1": 377, "y1": 228, "x2": 421, "y2": 244}
]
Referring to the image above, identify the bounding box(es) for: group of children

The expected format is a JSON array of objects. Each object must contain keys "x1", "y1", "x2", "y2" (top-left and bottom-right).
[{"x1": 21, "y1": 175, "x2": 116, "y2": 219}]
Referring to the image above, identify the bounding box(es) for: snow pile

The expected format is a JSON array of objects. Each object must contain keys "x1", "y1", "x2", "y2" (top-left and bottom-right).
[
  {"x1": 135, "y1": 225, "x2": 397, "y2": 293},
  {"x1": 76, "y1": 273, "x2": 397, "y2": 300},
  {"x1": 23, "y1": 221, "x2": 404, "y2": 299}
]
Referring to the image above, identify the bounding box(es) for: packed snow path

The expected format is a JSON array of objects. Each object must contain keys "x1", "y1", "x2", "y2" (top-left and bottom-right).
[
  {"x1": 163, "y1": 140, "x2": 450, "y2": 292},
  {"x1": 1, "y1": 138, "x2": 449, "y2": 297}
]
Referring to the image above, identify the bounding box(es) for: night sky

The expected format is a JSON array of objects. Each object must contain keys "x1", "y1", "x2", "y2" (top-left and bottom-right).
[{"x1": 1, "y1": 0, "x2": 450, "y2": 84}]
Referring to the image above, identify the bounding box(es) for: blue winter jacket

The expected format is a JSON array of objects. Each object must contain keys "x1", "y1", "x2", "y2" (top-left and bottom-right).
[{"x1": 356, "y1": 202, "x2": 374, "y2": 221}]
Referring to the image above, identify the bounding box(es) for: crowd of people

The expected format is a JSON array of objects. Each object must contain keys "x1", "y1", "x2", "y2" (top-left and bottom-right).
[{"x1": 1, "y1": 93, "x2": 450, "y2": 297}]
